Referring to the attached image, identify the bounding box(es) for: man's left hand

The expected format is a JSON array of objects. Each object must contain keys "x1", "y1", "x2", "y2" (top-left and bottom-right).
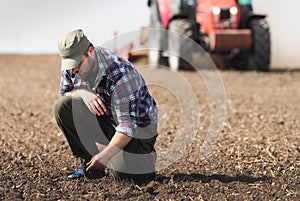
[{"x1": 86, "y1": 154, "x2": 107, "y2": 171}]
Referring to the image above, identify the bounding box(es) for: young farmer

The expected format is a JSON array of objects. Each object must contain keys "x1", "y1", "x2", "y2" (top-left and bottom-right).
[{"x1": 54, "y1": 29, "x2": 158, "y2": 184}]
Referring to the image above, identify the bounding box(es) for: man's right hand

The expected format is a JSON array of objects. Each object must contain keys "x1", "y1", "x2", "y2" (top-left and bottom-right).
[{"x1": 72, "y1": 89, "x2": 107, "y2": 116}]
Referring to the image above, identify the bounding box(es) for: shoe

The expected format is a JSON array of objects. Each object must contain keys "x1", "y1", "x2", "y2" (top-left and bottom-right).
[
  {"x1": 85, "y1": 169, "x2": 106, "y2": 179},
  {"x1": 67, "y1": 167, "x2": 106, "y2": 179},
  {"x1": 67, "y1": 167, "x2": 85, "y2": 179}
]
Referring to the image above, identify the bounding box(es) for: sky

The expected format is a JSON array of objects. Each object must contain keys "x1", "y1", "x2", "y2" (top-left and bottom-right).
[
  {"x1": 0, "y1": 0, "x2": 300, "y2": 67},
  {"x1": 0, "y1": 0, "x2": 150, "y2": 53}
]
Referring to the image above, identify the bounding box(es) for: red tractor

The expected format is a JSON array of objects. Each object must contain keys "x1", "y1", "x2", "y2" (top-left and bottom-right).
[{"x1": 147, "y1": 0, "x2": 271, "y2": 71}]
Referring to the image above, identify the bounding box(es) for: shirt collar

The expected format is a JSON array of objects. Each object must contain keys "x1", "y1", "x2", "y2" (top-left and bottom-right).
[{"x1": 90, "y1": 47, "x2": 109, "y2": 91}]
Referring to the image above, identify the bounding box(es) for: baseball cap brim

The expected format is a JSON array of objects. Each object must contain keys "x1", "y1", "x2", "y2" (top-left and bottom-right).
[{"x1": 60, "y1": 55, "x2": 82, "y2": 70}]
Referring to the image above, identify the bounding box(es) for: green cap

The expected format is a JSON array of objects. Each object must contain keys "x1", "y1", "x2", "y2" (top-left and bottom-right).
[{"x1": 58, "y1": 29, "x2": 90, "y2": 70}]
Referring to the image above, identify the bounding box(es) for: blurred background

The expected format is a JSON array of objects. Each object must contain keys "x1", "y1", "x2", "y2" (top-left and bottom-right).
[{"x1": 0, "y1": 0, "x2": 299, "y2": 68}]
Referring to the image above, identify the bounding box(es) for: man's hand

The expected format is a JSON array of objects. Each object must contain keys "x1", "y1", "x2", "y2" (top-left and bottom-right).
[
  {"x1": 86, "y1": 153, "x2": 108, "y2": 171},
  {"x1": 73, "y1": 89, "x2": 107, "y2": 116},
  {"x1": 86, "y1": 133, "x2": 132, "y2": 172}
]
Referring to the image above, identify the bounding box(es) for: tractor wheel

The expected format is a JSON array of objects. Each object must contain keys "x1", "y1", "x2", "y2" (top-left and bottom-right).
[
  {"x1": 168, "y1": 19, "x2": 194, "y2": 71},
  {"x1": 148, "y1": 4, "x2": 165, "y2": 67},
  {"x1": 248, "y1": 18, "x2": 271, "y2": 71}
]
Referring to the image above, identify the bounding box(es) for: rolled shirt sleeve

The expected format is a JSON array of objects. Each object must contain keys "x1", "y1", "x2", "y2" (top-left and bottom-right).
[{"x1": 110, "y1": 69, "x2": 146, "y2": 138}]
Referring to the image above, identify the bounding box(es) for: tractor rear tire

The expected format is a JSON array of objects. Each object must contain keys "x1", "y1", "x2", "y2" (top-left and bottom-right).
[
  {"x1": 230, "y1": 18, "x2": 270, "y2": 71},
  {"x1": 168, "y1": 19, "x2": 194, "y2": 71},
  {"x1": 248, "y1": 18, "x2": 271, "y2": 71}
]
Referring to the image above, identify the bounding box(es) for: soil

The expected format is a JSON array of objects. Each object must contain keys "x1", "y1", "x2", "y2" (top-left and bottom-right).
[{"x1": 0, "y1": 54, "x2": 299, "y2": 200}]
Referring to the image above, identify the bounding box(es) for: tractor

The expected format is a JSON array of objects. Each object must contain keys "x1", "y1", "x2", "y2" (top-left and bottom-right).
[{"x1": 147, "y1": 0, "x2": 271, "y2": 71}]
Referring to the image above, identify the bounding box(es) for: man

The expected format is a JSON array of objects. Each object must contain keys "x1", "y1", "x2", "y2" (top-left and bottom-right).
[{"x1": 54, "y1": 29, "x2": 158, "y2": 184}]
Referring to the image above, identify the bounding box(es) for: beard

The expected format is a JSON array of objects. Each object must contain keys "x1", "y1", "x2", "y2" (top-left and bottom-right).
[{"x1": 78, "y1": 55, "x2": 98, "y2": 81}]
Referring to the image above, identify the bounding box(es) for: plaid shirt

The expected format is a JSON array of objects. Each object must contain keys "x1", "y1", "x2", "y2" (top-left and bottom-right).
[{"x1": 59, "y1": 47, "x2": 158, "y2": 137}]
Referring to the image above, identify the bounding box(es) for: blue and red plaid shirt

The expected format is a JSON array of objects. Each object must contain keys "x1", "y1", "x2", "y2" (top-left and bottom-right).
[{"x1": 59, "y1": 47, "x2": 158, "y2": 137}]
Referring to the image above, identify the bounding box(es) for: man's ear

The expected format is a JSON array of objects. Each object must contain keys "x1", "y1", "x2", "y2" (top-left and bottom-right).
[{"x1": 87, "y1": 45, "x2": 94, "y2": 53}]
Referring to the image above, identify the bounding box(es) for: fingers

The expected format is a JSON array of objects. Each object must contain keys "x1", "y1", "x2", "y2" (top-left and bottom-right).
[
  {"x1": 81, "y1": 90, "x2": 107, "y2": 116},
  {"x1": 86, "y1": 158, "x2": 106, "y2": 172},
  {"x1": 89, "y1": 98, "x2": 106, "y2": 116},
  {"x1": 86, "y1": 160, "x2": 92, "y2": 166},
  {"x1": 85, "y1": 160, "x2": 94, "y2": 172},
  {"x1": 91, "y1": 100, "x2": 103, "y2": 115},
  {"x1": 96, "y1": 98, "x2": 107, "y2": 112},
  {"x1": 86, "y1": 158, "x2": 95, "y2": 171}
]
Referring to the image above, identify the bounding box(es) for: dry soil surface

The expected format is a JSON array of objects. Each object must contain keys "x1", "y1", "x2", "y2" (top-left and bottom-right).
[{"x1": 0, "y1": 55, "x2": 299, "y2": 200}]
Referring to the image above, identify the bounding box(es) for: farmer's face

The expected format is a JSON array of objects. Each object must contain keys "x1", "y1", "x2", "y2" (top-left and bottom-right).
[{"x1": 72, "y1": 52, "x2": 97, "y2": 78}]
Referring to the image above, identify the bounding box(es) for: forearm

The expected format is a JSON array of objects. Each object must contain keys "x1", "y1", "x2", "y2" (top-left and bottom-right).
[
  {"x1": 86, "y1": 132, "x2": 132, "y2": 171},
  {"x1": 101, "y1": 132, "x2": 132, "y2": 160}
]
